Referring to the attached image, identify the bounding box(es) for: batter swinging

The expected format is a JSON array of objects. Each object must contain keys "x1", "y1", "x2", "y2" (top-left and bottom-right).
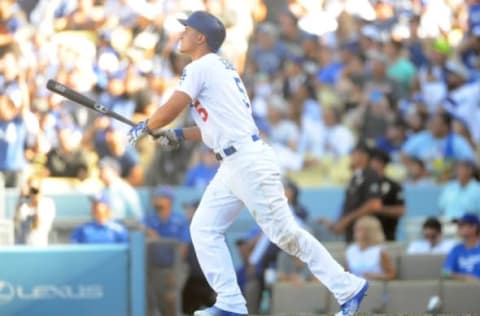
[{"x1": 127, "y1": 11, "x2": 368, "y2": 316}]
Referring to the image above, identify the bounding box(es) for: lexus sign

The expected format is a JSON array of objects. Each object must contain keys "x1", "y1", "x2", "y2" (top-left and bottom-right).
[{"x1": 0, "y1": 281, "x2": 103, "y2": 303}]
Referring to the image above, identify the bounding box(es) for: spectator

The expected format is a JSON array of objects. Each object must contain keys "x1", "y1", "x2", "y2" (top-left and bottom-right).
[
  {"x1": 95, "y1": 126, "x2": 144, "y2": 186},
  {"x1": 143, "y1": 186, "x2": 190, "y2": 316},
  {"x1": 453, "y1": 118, "x2": 477, "y2": 151},
  {"x1": 316, "y1": 45, "x2": 344, "y2": 86},
  {"x1": 441, "y1": 60, "x2": 480, "y2": 143},
  {"x1": 14, "y1": 176, "x2": 56, "y2": 246},
  {"x1": 276, "y1": 10, "x2": 304, "y2": 58},
  {"x1": 98, "y1": 157, "x2": 143, "y2": 221},
  {"x1": 402, "y1": 112, "x2": 475, "y2": 179},
  {"x1": 321, "y1": 143, "x2": 382, "y2": 242},
  {"x1": 248, "y1": 22, "x2": 287, "y2": 77},
  {"x1": 363, "y1": 52, "x2": 397, "y2": 103},
  {"x1": 0, "y1": 81, "x2": 28, "y2": 188},
  {"x1": 284, "y1": 180, "x2": 308, "y2": 222},
  {"x1": 184, "y1": 146, "x2": 219, "y2": 189},
  {"x1": 45, "y1": 122, "x2": 88, "y2": 179},
  {"x1": 54, "y1": 0, "x2": 107, "y2": 31},
  {"x1": 266, "y1": 95, "x2": 299, "y2": 150},
  {"x1": 407, "y1": 217, "x2": 457, "y2": 254},
  {"x1": 370, "y1": 149, "x2": 405, "y2": 240},
  {"x1": 384, "y1": 39, "x2": 417, "y2": 98},
  {"x1": 143, "y1": 186, "x2": 190, "y2": 257},
  {"x1": 443, "y1": 213, "x2": 480, "y2": 280},
  {"x1": 70, "y1": 192, "x2": 128, "y2": 244},
  {"x1": 406, "y1": 15, "x2": 428, "y2": 68},
  {"x1": 98, "y1": 71, "x2": 136, "y2": 133},
  {"x1": 459, "y1": 24, "x2": 480, "y2": 80},
  {"x1": 357, "y1": 90, "x2": 395, "y2": 143},
  {"x1": 318, "y1": 107, "x2": 355, "y2": 158},
  {"x1": 0, "y1": 1, "x2": 26, "y2": 48},
  {"x1": 346, "y1": 215, "x2": 396, "y2": 281},
  {"x1": 439, "y1": 160, "x2": 480, "y2": 220},
  {"x1": 404, "y1": 157, "x2": 435, "y2": 187},
  {"x1": 412, "y1": 39, "x2": 449, "y2": 113},
  {"x1": 376, "y1": 120, "x2": 407, "y2": 163}
]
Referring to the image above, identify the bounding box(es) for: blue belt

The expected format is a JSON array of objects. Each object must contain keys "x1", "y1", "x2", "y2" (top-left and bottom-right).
[{"x1": 215, "y1": 135, "x2": 260, "y2": 161}]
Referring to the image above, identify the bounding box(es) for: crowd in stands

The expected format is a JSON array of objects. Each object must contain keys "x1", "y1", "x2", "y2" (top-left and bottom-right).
[{"x1": 3, "y1": 0, "x2": 480, "y2": 315}]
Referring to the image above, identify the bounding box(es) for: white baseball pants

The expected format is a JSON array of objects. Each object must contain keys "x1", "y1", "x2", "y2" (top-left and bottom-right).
[{"x1": 190, "y1": 140, "x2": 365, "y2": 314}]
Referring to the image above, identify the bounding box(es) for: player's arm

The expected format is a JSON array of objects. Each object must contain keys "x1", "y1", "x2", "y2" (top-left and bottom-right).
[
  {"x1": 146, "y1": 91, "x2": 191, "y2": 130},
  {"x1": 128, "y1": 90, "x2": 202, "y2": 145}
]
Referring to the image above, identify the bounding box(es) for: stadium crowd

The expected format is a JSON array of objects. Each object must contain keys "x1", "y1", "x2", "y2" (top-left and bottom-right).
[{"x1": 2, "y1": 0, "x2": 480, "y2": 315}]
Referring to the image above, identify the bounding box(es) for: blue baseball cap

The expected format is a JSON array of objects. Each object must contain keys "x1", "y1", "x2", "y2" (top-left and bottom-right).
[
  {"x1": 458, "y1": 213, "x2": 480, "y2": 227},
  {"x1": 90, "y1": 192, "x2": 111, "y2": 207},
  {"x1": 152, "y1": 186, "x2": 175, "y2": 200},
  {"x1": 178, "y1": 11, "x2": 226, "y2": 52}
]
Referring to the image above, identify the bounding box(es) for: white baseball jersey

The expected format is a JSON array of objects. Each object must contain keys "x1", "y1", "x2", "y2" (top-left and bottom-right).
[
  {"x1": 177, "y1": 55, "x2": 365, "y2": 316},
  {"x1": 176, "y1": 53, "x2": 258, "y2": 151}
]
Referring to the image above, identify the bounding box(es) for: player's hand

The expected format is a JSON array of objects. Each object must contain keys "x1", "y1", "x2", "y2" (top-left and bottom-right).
[
  {"x1": 127, "y1": 120, "x2": 149, "y2": 145},
  {"x1": 153, "y1": 129, "x2": 184, "y2": 150}
]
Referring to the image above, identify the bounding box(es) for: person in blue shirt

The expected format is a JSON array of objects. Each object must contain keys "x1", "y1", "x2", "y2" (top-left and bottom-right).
[
  {"x1": 468, "y1": 1, "x2": 480, "y2": 33},
  {"x1": 0, "y1": 86, "x2": 27, "y2": 188},
  {"x1": 93, "y1": 125, "x2": 143, "y2": 186},
  {"x1": 444, "y1": 213, "x2": 480, "y2": 281},
  {"x1": 439, "y1": 160, "x2": 480, "y2": 220},
  {"x1": 143, "y1": 186, "x2": 190, "y2": 257},
  {"x1": 249, "y1": 22, "x2": 287, "y2": 77},
  {"x1": 143, "y1": 186, "x2": 191, "y2": 316},
  {"x1": 402, "y1": 112, "x2": 475, "y2": 179},
  {"x1": 98, "y1": 70, "x2": 136, "y2": 133},
  {"x1": 184, "y1": 146, "x2": 219, "y2": 189},
  {"x1": 376, "y1": 120, "x2": 407, "y2": 163},
  {"x1": 70, "y1": 193, "x2": 129, "y2": 244}
]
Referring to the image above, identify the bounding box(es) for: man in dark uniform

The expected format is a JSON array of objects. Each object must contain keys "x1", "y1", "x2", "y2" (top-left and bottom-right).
[
  {"x1": 370, "y1": 149, "x2": 405, "y2": 241},
  {"x1": 326, "y1": 144, "x2": 383, "y2": 242}
]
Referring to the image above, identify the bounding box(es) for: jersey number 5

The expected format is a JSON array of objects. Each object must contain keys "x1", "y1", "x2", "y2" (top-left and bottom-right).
[
  {"x1": 234, "y1": 77, "x2": 250, "y2": 108},
  {"x1": 193, "y1": 100, "x2": 208, "y2": 122}
]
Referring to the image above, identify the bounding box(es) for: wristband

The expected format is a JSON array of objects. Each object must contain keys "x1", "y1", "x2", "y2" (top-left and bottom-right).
[{"x1": 174, "y1": 128, "x2": 185, "y2": 141}]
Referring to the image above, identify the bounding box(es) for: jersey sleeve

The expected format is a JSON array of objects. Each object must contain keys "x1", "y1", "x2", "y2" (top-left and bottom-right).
[{"x1": 176, "y1": 63, "x2": 204, "y2": 100}]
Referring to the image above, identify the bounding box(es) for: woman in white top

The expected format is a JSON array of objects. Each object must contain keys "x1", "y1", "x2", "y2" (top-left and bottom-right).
[
  {"x1": 14, "y1": 177, "x2": 56, "y2": 246},
  {"x1": 346, "y1": 215, "x2": 396, "y2": 280}
]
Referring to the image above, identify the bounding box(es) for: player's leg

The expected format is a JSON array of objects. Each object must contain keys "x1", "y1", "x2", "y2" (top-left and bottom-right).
[
  {"x1": 226, "y1": 143, "x2": 366, "y2": 306},
  {"x1": 190, "y1": 166, "x2": 247, "y2": 315}
]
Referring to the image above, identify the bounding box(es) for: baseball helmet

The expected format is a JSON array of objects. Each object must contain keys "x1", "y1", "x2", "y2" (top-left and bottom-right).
[{"x1": 178, "y1": 11, "x2": 226, "y2": 52}]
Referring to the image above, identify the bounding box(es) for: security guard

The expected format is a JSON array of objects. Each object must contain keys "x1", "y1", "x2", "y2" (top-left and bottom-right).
[
  {"x1": 370, "y1": 149, "x2": 405, "y2": 241},
  {"x1": 332, "y1": 143, "x2": 383, "y2": 242}
]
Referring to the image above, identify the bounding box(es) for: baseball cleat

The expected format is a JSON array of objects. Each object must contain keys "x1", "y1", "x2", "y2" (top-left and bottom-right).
[
  {"x1": 336, "y1": 281, "x2": 369, "y2": 316},
  {"x1": 193, "y1": 306, "x2": 247, "y2": 316}
]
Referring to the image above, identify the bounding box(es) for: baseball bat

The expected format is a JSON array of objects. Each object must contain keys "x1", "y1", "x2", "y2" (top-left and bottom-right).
[{"x1": 46, "y1": 79, "x2": 136, "y2": 127}]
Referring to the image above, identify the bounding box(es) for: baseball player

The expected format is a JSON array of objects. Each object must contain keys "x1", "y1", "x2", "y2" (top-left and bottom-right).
[{"x1": 127, "y1": 11, "x2": 368, "y2": 316}]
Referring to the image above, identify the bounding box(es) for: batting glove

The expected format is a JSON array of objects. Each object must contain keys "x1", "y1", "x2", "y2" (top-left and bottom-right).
[
  {"x1": 127, "y1": 120, "x2": 149, "y2": 145},
  {"x1": 154, "y1": 129, "x2": 184, "y2": 150}
]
